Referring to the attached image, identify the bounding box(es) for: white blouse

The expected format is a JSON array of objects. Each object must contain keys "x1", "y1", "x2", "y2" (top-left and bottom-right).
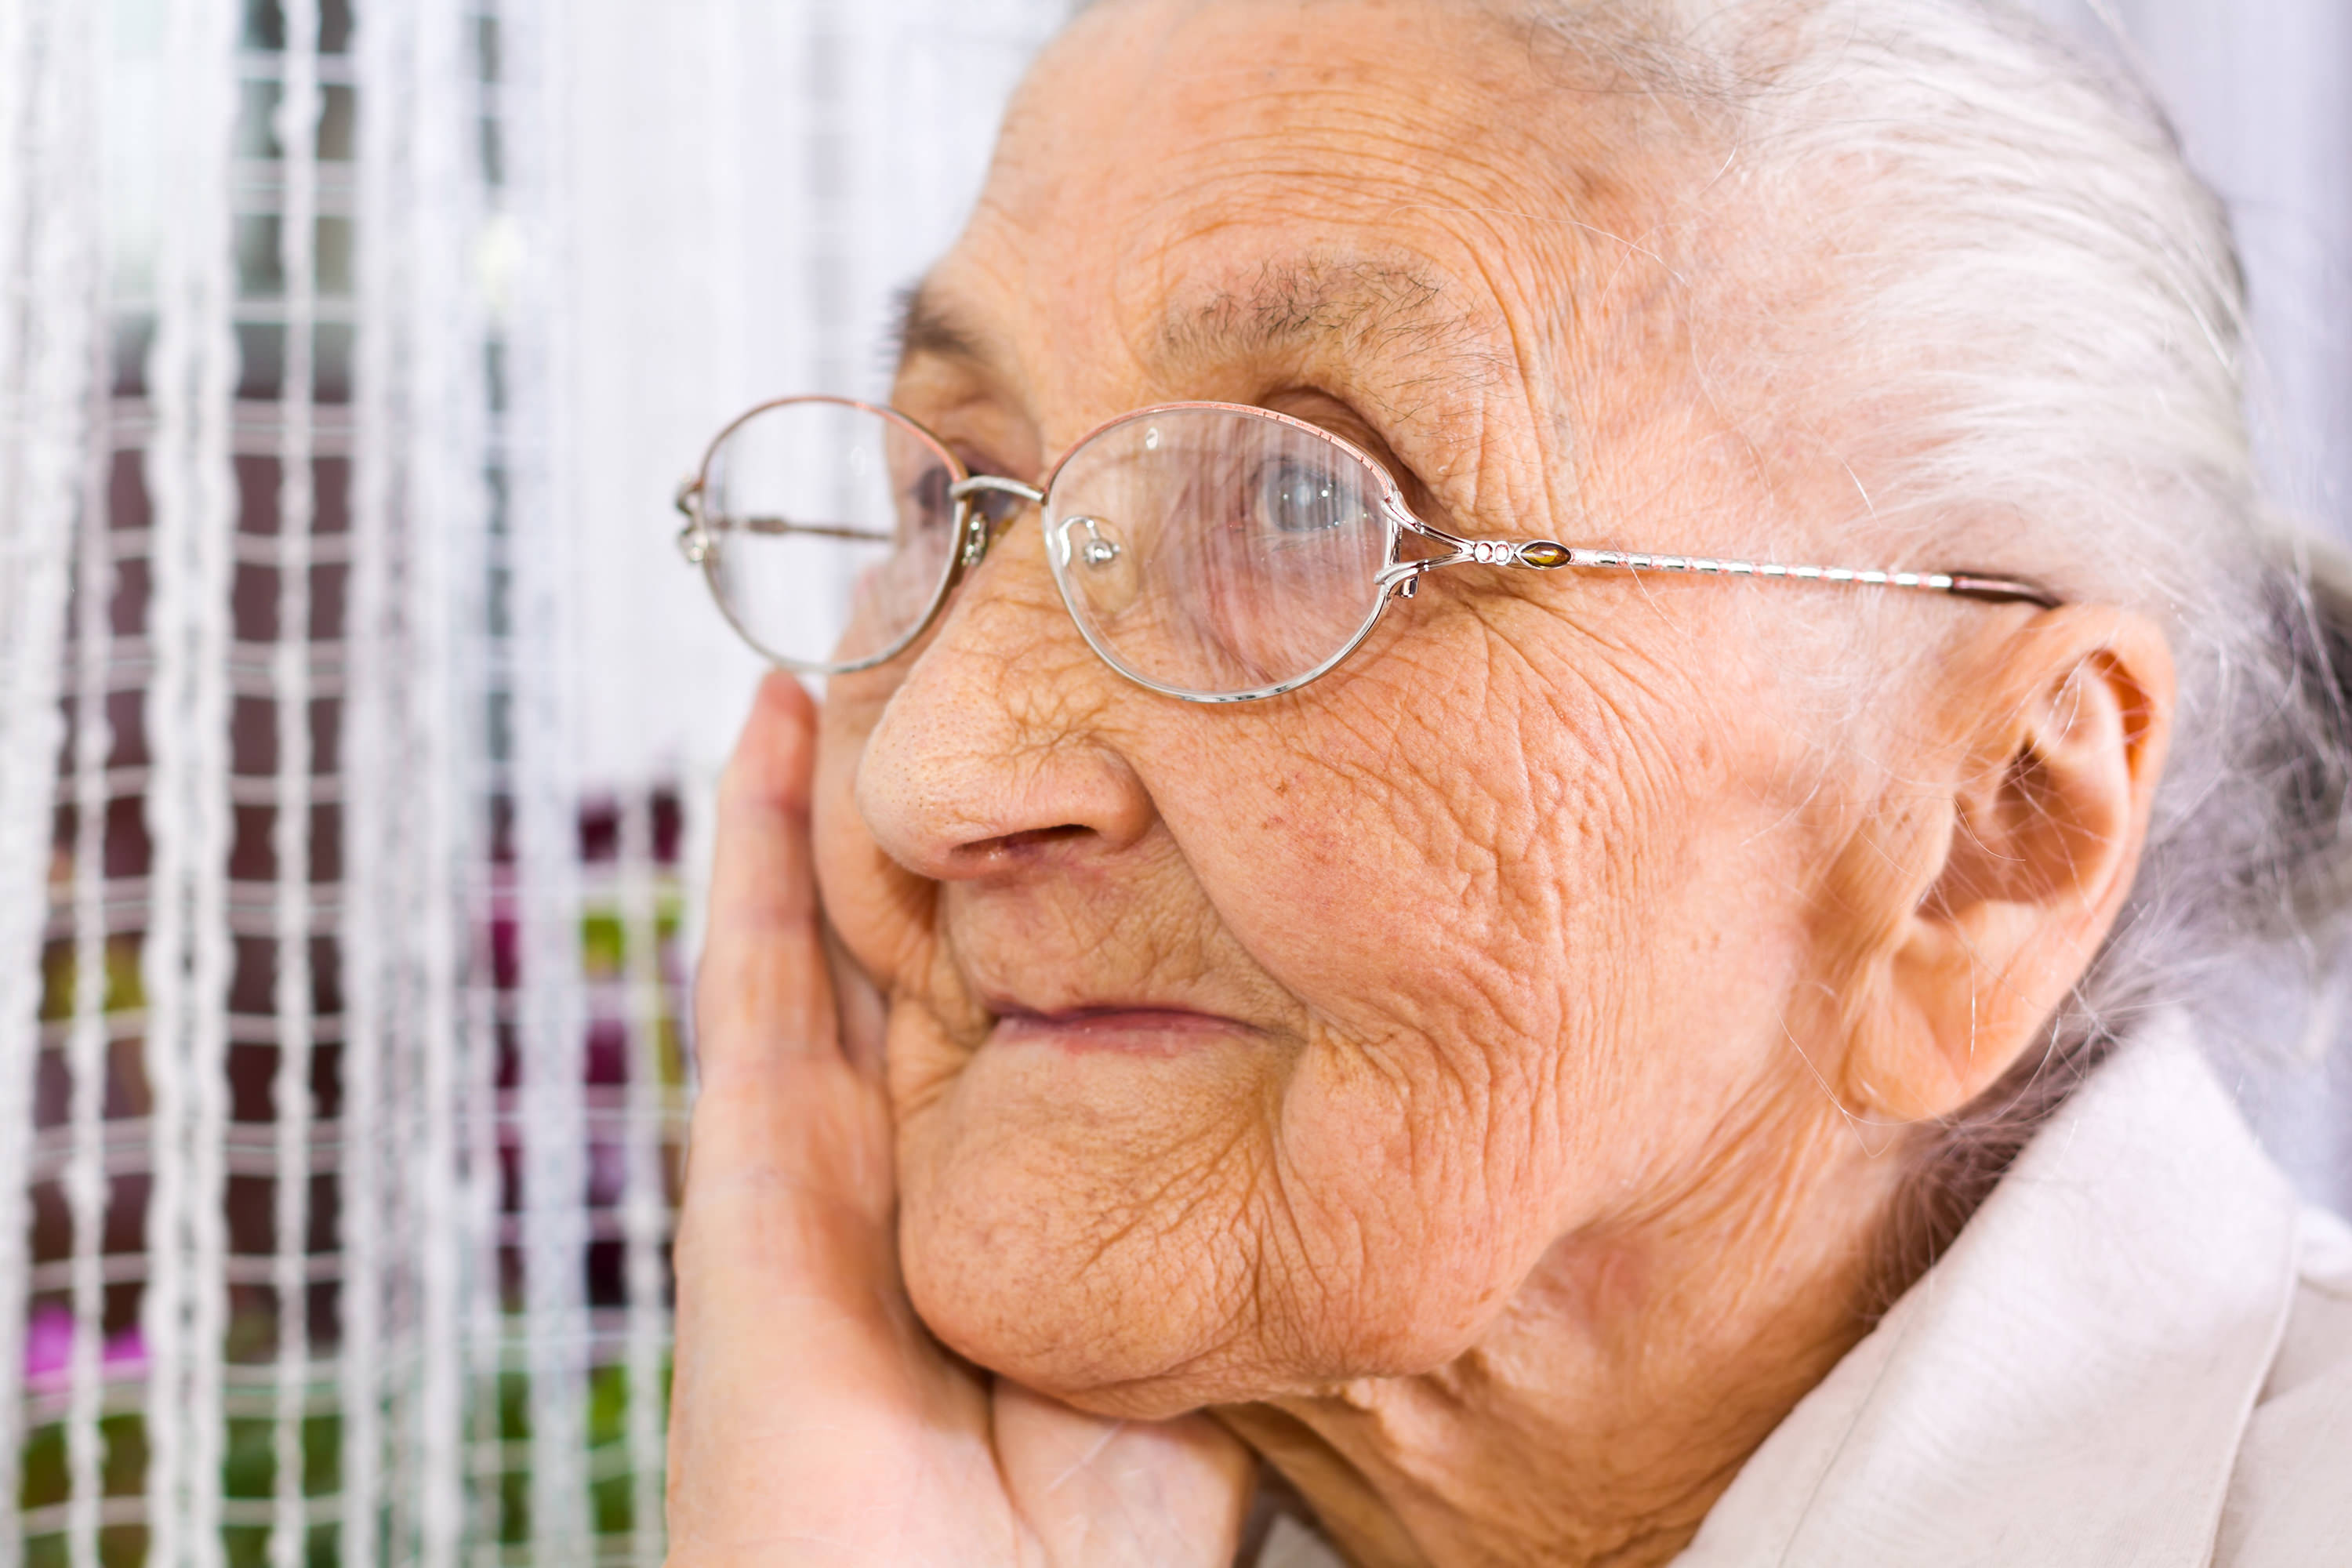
[{"x1": 1258, "y1": 1019, "x2": 2352, "y2": 1566}]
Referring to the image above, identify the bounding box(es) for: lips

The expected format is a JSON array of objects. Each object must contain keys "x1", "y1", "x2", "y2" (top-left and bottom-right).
[{"x1": 985, "y1": 1004, "x2": 1258, "y2": 1054}]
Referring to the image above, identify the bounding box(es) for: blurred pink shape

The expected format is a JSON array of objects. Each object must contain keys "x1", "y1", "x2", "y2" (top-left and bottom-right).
[
  {"x1": 23, "y1": 1305, "x2": 72, "y2": 1385},
  {"x1": 23, "y1": 1305, "x2": 148, "y2": 1392}
]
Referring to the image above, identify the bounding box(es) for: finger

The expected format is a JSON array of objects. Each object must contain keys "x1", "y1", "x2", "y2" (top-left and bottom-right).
[
  {"x1": 675, "y1": 676, "x2": 993, "y2": 1557},
  {"x1": 688, "y1": 669, "x2": 880, "y2": 1221},
  {"x1": 697, "y1": 670, "x2": 840, "y2": 1076}
]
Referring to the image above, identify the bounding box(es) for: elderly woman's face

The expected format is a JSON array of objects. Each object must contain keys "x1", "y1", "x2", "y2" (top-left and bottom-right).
[{"x1": 812, "y1": 0, "x2": 1863, "y2": 1415}]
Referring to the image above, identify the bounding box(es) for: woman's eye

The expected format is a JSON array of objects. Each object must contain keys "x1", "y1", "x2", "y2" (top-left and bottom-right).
[
  {"x1": 1254, "y1": 457, "x2": 1353, "y2": 535},
  {"x1": 902, "y1": 463, "x2": 956, "y2": 534}
]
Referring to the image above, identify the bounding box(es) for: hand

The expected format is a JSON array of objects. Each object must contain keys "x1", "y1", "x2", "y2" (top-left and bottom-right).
[{"x1": 665, "y1": 672, "x2": 1257, "y2": 1566}]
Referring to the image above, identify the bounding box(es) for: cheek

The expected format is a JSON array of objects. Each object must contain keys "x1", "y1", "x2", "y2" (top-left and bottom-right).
[
  {"x1": 812, "y1": 698, "x2": 933, "y2": 990},
  {"x1": 1263, "y1": 1037, "x2": 1548, "y2": 1369},
  {"x1": 1008, "y1": 696, "x2": 1612, "y2": 1370},
  {"x1": 1132, "y1": 645, "x2": 1811, "y2": 1348},
  {"x1": 1156, "y1": 670, "x2": 1631, "y2": 1129}
]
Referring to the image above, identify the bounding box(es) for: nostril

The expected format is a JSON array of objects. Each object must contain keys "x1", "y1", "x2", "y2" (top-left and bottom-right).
[{"x1": 968, "y1": 823, "x2": 1092, "y2": 860}]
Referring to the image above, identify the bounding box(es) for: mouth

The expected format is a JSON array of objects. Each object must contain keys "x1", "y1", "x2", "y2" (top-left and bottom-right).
[{"x1": 985, "y1": 1002, "x2": 1259, "y2": 1055}]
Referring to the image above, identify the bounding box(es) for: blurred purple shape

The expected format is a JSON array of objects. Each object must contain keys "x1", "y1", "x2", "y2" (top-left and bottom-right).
[
  {"x1": 105, "y1": 1323, "x2": 147, "y2": 1372},
  {"x1": 22, "y1": 1304, "x2": 149, "y2": 1391},
  {"x1": 24, "y1": 1304, "x2": 72, "y2": 1384}
]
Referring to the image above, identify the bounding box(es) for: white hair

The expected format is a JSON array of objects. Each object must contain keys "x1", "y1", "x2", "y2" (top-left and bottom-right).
[{"x1": 1516, "y1": 0, "x2": 2352, "y2": 1281}]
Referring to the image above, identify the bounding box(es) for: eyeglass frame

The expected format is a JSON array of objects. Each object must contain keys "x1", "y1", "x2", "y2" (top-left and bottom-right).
[{"x1": 673, "y1": 393, "x2": 2061, "y2": 704}]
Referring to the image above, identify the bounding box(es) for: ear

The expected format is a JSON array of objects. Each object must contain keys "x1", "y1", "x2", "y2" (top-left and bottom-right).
[{"x1": 1838, "y1": 608, "x2": 2175, "y2": 1122}]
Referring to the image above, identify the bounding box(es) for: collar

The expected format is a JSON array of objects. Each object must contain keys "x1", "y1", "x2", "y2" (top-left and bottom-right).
[{"x1": 1673, "y1": 1015, "x2": 2303, "y2": 1567}]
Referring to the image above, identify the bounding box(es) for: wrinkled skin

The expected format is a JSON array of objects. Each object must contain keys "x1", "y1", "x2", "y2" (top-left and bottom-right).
[{"x1": 665, "y1": 2, "x2": 2174, "y2": 1564}]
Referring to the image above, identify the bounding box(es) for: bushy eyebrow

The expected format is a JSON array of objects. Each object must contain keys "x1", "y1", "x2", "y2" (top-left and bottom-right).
[
  {"x1": 893, "y1": 284, "x2": 993, "y2": 372},
  {"x1": 1165, "y1": 258, "x2": 1468, "y2": 365},
  {"x1": 892, "y1": 256, "x2": 1475, "y2": 382}
]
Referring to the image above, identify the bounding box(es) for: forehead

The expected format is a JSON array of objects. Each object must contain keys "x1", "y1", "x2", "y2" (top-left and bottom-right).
[{"x1": 913, "y1": 0, "x2": 1657, "y2": 414}]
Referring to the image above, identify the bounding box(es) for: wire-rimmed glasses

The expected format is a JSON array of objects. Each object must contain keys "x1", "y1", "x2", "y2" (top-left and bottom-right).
[{"x1": 673, "y1": 394, "x2": 2059, "y2": 703}]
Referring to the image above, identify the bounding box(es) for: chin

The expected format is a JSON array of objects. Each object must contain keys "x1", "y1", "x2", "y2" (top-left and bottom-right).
[
  {"x1": 888, "y1": 1089, "x2": 1268, "y2": 1415},
  {"x1": 886, "y1": 1040, "x2": 1301, "y2": 1413},
  {"x1": 892, "y1": 1126, "x2": 1515, "y2": 1417},
  {"x1": 895, "y1": 1195, "x2": 1236, "y2": 1417},
  {"x1": 884, "y1": 998, "x2": 1542, "y2": 1410}
]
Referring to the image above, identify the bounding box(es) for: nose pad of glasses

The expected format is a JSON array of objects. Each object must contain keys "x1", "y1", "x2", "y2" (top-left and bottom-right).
[{"x1": 1054, "y1": 514, "x2": 1142, "y2": 618}]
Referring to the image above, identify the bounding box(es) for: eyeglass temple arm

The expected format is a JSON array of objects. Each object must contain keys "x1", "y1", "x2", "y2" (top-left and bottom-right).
[
  {"x1": 673, "y1": 512, "x2": 890, "y2": 562},
  {"x1": 673, "y1": 473, "x2": 1040, "y2": 566},
  {"x1": 733, "y1": 517, "x2": 891, "y2": 542},
  {"x1": 1389, "y1": 521, "x2": 2060, "y2": 609},
  {"x1": 1555, "y1": 547, "x2": 2057, "y2": 608}
]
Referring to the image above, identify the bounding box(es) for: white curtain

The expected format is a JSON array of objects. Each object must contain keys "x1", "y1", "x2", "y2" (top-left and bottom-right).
[
  {"x1": 0, "y1": 2, "x2": 1062, "y2": 1563},
  {"x1": 0, "y1": 2, "x2": 2341, "y2": 1563}
]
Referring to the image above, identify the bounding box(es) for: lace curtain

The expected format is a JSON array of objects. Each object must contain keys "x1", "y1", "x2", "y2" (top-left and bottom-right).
[
  {"x1": 0, "y1": 2, "x2": 2341, "y2": 1565},
  {"x1": 0, "y1": 2, "x2": 1061, "y2": 1563}
]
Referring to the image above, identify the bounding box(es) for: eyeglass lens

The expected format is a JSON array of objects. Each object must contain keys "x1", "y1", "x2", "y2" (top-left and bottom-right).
[
  {"x1": 1042, "y1": 407, "x2": 1392, "y2": 697},
  {"x1": 699, "y1": 397, "x2": 964, "y2": 671},
  {"x1": 700, "y1": 399, "x2": 1397, "y2": 699}
]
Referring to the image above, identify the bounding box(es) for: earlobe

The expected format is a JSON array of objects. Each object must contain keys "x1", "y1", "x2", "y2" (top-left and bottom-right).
[{"x1": 1838, "y1": 611, "x2": 2174, "y2": 1123}]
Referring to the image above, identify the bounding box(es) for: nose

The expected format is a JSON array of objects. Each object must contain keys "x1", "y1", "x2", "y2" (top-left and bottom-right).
[{"x1": 854, "y1": 522, "x2": 1158, "y2": 882}]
